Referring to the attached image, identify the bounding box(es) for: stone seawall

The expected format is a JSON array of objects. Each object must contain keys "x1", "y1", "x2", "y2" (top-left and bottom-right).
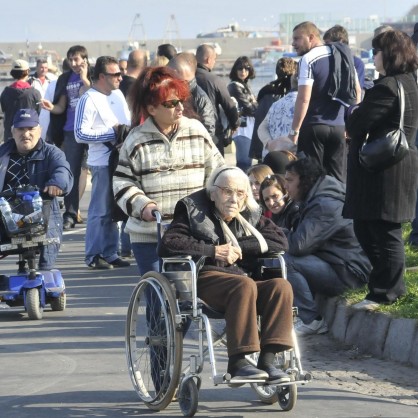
[{"x1": 0, "y1": 37, "x2": 281, "y2": 62}]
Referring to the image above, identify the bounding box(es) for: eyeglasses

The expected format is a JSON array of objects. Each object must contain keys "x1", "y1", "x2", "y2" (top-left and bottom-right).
[
  {"x1": 214, "y1": 185, "x2": 247, "y2": 201},
  {"x1": 161, "y1": 99, "x2": 184, "y2": 108},
  {"x1": 237, "y1": 65, "x2": 251, "y2": 71},
  {"x1": 372, "y1": 48, "x2": 382, "y2": 56},
  {"x1": 103, "y1": 72, "x2": 122, "y2": 78}
]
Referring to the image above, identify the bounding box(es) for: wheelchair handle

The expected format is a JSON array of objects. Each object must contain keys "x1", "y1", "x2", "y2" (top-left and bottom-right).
[{"x1": 151, "y1": 209, "x2": 162, "y2": 224}]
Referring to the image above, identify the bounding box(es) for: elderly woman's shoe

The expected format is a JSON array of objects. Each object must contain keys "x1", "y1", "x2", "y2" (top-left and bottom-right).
[
  {"x1": 258, "y1": 364, "x2": 291, "y2": 384},
  {"x1": 229, "y1": 364, "x2": 269, "y2": 381}
]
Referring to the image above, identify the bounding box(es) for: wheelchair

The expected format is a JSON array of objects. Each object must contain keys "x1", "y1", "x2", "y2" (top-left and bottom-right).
[{"x1": 125, "y1": 212, "x2": 311, "y2": 417}]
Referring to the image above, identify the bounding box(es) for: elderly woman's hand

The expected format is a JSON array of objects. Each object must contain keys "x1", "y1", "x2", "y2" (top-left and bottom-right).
[{"x1": 215, "y1": 243, "x2": 242, "y2": 265}]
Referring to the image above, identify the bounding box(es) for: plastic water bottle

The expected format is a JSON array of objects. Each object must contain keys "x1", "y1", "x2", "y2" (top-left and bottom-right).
[
  {"x1": 23, "y1": 192, "x2": 44, "y2": 224},
  {"x1": 0, "y1": 197, "x2": 19, "y2": 234},
  {"x1": 32, "y1": 192, "x2": 43, "y2": 212}
]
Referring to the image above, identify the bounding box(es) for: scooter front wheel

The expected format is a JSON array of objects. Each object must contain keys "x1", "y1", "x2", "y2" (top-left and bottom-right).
[{"x1": 26, "y1": 288, "x2": 43, "y2": 320}]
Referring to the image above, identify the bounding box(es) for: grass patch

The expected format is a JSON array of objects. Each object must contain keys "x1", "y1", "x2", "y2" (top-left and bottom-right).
[{"x1": 343, "y1": 223, "x2": 418, "y2": 319}]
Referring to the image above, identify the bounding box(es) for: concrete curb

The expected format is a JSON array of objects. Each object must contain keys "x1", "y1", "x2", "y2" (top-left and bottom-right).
[{"x1": 316, "y1": 295, "x2": 418, "y2": 367}]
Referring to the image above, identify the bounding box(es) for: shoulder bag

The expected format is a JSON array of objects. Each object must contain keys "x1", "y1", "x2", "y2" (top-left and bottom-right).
[{"x1": 359, "y1": 79, "x2": 409, "y2": 172}]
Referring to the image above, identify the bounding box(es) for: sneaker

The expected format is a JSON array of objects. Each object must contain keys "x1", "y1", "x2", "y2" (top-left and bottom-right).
[
  {"x1": 108, "y1": 257, "x2": 131, "y2": 268},
  {"x1": 63, "y1": 217, "x2": 75, "y2": 230},
  {"x1": 351, "y1": 299, "x2": 380, "y2": 311},
  {"x1": 88, "y1": 255, "x2": 113, "y2": 270},
  {"x1": 120, "y1": 251, "x2": 134, "y2": 258},
  {"x1": 295, "y1": 318, "x2": 328, "y2": 336}
]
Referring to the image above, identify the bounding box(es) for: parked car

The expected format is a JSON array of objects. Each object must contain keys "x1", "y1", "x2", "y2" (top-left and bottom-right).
[{"x1": 0, "y1": 49, "x2": 13, "y2": 64}]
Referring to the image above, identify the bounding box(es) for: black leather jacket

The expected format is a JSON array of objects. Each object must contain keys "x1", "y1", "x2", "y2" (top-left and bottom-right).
[
  {"x1": 188, "y1": 78, "x2": 216, "y2": 137},
  {"x1": 159, "y1": 189, "x2": 288, "y2": 277}
]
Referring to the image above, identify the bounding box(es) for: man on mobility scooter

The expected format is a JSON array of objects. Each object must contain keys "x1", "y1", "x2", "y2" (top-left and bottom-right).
[{"x1": 0, "y1": 108, "x2": 73, "y2": 318}]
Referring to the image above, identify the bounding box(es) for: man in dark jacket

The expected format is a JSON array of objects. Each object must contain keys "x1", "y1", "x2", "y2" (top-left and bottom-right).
[
  {"x1": 284, "y1": 157, "x2": 370, "y2": 335},
  {"x1": 1, "y1": 60, "x2": 41, "y2": 141},
  {"x1": 40, "y1": 45, "x2": 91, "y2": 230},
  {"x1": 195, "y1": 44, "x2": 239, "y2": 155},
  {"x1": 119, "y1": 49, "x2": 147, "y2": 99},
  {"x1": 0, "y1": 109, "x2": 73, "y2": 269},
  {"x1": 168, "y1": 52, "x2": 216, "y2": 139}
]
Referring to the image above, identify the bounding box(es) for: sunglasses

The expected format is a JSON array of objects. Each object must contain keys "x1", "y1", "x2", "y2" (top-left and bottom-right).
[
  {"x1": 161, "y1": 99, "x2": 184, "y2": 108},
  {"x1": 103, "y1": 72, "x2": 122, "y2": 78},
  {"x1": 237, "y1": 65, "x2": 251, "y2": 71},
  {"x1": 372, "y1": 48, "x2": 382, "y2": 56}
]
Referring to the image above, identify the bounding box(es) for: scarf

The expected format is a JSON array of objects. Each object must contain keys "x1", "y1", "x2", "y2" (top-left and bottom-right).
[{"x1": 218, "y1": 212, "x2": 269, "y2": 254}]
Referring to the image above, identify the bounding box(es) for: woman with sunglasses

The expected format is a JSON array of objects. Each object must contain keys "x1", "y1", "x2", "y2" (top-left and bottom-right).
[
  {"x1": 228, "y1": 56, "x2": 258, "y2": 172},
  {"x1": 159, "y1": 166, "x2": 293, "y2": 383},
  {"x1": 113, "y1": 66, "x2": 224, "y2": 275},
  {"x1": 344, "y1": 30, "x2": 418, "y2": 310}
]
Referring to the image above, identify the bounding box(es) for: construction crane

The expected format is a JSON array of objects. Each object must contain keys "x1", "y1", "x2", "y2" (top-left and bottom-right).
[
  {"x1": 163, "y1": 14, "x2": 181, "y2": 51},
  {"x1": 128, "y1": 13, "x2": 147, "y2": 48}
]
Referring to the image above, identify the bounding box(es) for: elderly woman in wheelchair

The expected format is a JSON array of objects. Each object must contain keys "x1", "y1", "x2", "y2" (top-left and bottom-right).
[{"x1": 159, "y1": 166, "x2": 294, "y2": 384}]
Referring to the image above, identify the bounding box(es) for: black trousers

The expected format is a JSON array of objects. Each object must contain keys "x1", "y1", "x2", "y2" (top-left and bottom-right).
[
  {"x1": 353, "y1": 219, "x2": 406, "y2": 303},
  {"x1": 298, "y1": 124, "x2": 347, "y2": 183}
]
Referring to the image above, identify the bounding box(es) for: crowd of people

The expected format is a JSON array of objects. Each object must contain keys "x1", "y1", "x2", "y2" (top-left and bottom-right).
[{"x1": 1, "y1": 21, "x2": 418, "y2": 381}]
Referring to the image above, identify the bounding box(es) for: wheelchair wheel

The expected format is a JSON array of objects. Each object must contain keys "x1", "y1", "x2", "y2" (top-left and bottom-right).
[
  {"x1": 26, "y1": 288, "x2": 43, "y2": 320},
  {"x1": 179, "y1": 377, "x2": 199, "y2": 417},
  {"x1": 248, "y1": 351, "x2": 289, "y2": 404},
  {"x1": 126, "y1": 271, "x2": 183, "y2": 411},
  {"x1": 277, "y1": 383, "x2": 297, "y2": 411}
]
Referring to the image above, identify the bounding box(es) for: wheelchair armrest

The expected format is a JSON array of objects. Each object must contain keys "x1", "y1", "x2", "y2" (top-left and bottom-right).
[{"x1": 257, "y1": 252, "x2": 287, "y2": 280}]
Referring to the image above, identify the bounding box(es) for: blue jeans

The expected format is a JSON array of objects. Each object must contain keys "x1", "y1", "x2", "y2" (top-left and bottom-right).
[
  {"x1": 118, "y1": 221, "x2": 132, "y2": 255},
  {"x1": 62, "y1": 131, "x2": 88, "y2": 221},
  {"x1": 85, "y1": 165, "x2": 119, "y2": 265},
  {"x1": 39, "y1": 199, "x2": 63, "y2": 270},
  {"x1": 233, "y1": 135, "x2": 252, "y2": 172},
  {"x1": 131, "y1": 242, "x2": 159, "y2": 276},
  {"x1": 284, "y1": 254, "x2": 346, "y2": 324}
]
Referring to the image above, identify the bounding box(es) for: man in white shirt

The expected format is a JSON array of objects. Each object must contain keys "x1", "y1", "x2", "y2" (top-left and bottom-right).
[
  {"x1": 75, "y1": 56, "x2": 131, "y2": 269},
  {"x1": 29, "y1": 59, "x2": 58, "y2": 98}
]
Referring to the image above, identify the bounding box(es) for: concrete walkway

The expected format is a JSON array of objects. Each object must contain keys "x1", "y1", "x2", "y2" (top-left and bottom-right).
[{"x1": 317, "y1": 295, "x2": 418, "y2": 368}]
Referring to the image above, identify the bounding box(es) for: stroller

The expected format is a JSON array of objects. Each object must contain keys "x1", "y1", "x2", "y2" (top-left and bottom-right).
[{"x1": 0, "y1": 185, "x2": 66, "y2": 320}]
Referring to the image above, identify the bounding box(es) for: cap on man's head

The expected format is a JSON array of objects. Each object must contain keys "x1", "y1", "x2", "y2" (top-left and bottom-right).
[
  {"x1": 12, "y1": 59, "x2": 30, "y2": 71},
  {"x1": 12, "y1": 109, "x2": 39, "y2": 128}
]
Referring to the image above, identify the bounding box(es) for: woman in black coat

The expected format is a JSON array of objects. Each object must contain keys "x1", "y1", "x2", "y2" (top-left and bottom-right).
[
  {"x1": 344, "y1": 30, "x2": 418, "y2": 310},
  {"x1": 228, "y1": 56, "x2": 258, "y2": 172}
]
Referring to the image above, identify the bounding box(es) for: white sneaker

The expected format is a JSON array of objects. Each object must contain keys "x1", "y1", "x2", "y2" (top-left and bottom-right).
[
  {"x1": 351, "y1": 299, "x2": 379, "y2": 311},
  {"x1": 295, "y1": 318, "x2": 328, "y2": 336}
]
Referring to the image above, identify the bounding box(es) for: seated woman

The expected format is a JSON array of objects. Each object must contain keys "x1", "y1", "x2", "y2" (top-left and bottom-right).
[
  {"x1": 159, "y1": 166, "x2": 293, "y2": 383},
  {"x1": 259, "y1": 174, "x2": 299, "y2": 231},
  {"x1": 283, "y1": 158, "x2": 371, "y2": 335},
  {"x1": 246, "y1": 164, "x2": 273, "y2": 204}
]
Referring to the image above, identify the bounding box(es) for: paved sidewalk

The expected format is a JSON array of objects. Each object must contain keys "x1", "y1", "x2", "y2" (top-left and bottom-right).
[{"x1": 317, "y1": 295, "x2": 418, "y2": 368}]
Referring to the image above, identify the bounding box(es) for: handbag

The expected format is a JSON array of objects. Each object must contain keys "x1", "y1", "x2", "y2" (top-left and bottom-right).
[{"x1": 359, "y1": 79, "x2": 409, "y2": 172}]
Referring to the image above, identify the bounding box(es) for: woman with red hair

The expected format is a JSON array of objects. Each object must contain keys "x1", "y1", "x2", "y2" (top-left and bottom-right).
[{"x1": 113, "y1": 66, "x2": 224, "y2": 274}]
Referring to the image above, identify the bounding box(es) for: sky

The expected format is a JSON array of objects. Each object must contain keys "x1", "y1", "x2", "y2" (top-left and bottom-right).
[{"x1": 0, "y1": 0, "x2": 417, "y2": 43}]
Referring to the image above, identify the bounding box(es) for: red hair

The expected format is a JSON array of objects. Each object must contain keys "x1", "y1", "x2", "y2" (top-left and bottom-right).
[{"x1": 128, "y1": 66, "x2": 190, "y2": 127}]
